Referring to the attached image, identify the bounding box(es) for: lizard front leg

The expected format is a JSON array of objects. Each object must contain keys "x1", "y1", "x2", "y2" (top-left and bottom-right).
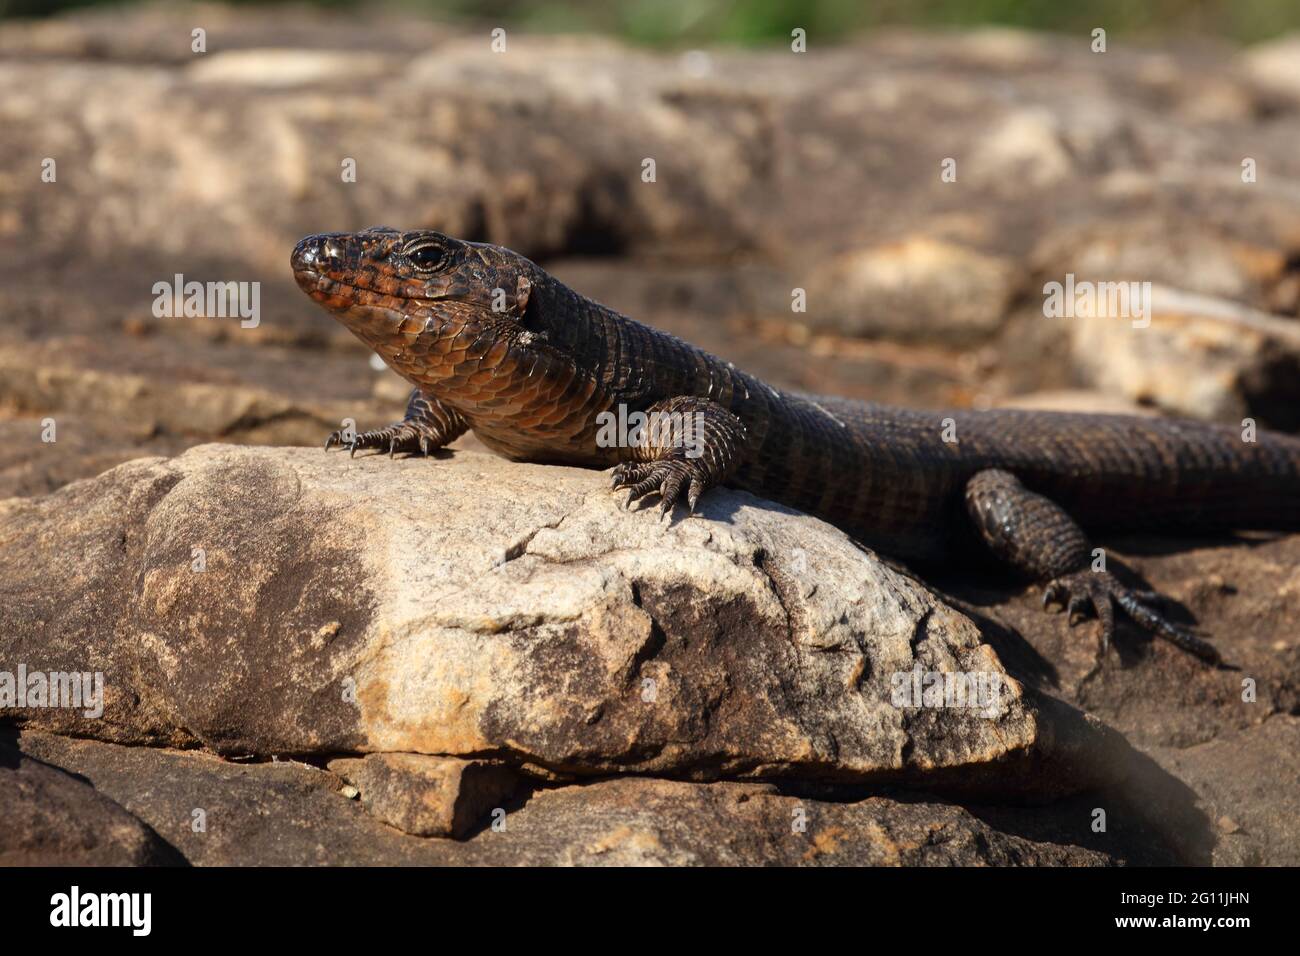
[
  {"x1": 610, "y1": 396, "x2": 747, "y2": 516},
  {"x1": 325, "y1": 388, "x2": 467, "y2": 458},
  {"x1": 964, "y1": 469, "x2": 1221, "y2": 665}
]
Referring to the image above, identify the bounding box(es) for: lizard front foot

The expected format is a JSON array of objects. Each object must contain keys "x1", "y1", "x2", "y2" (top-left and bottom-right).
[
  {"x1": 323, "y1": 389, "x2": 468, "y2": 459},
  {"x1": 1043, "y1": 569, "x2": 1221, "y2": 666},
  {"x1": 612, "y1": 459, "x2": 711, "y2": 515},
  {"x1": 325, "y1": 421, "x2": 432, "y2": 458},
  {"x1": 611, "y1": 395, "x2": 747, "y2": 517}
]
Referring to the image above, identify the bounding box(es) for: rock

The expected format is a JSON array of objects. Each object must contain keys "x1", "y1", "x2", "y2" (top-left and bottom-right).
[
  {"x1": 943, "y1": 531, "x2": 1300, "y2": 744},
  {"x1": 966, "y1": 108, "x2": 1075, "y2": 189},
  {"x1": 992, "y1": 390, "x2": 1155, "y2": 416},
  {"x1": 327, "y1": 753, "x2": 519, "y2": 838},
  {"x1": 1032, "y1": 221, "x2": 1292, "y2": 309},
  {"x1": 0, "y1": 443, "x2": 1148, "y2": 804},
  {"x1": 807, "y1": 238, "x2": 1016, "y2": 344},
  {"x1": 187, "y1": 50, "x2": 391, "y2": 88},
  {"x1": 1147, "y1": 717, "x2": 1300, "y2": 866},
  {"x1": 18, "y1": 729, "x2": 434, "y2": 866},
  {"x1": 938, "y1": 523, "x2": 1300, "y2": 867},
  {"x1": 0, "y1": 732, "x2": 179, "y2": 866},
  {"x1": 1064, "y1": 285, "x2": 1300, "y2": 427},
  {"x1": 19, "y1": 731, "x2": 1117, "y2": 866},
  {"x1": 0, "y1": 38, "x2": 764, "y2": 278},
  {"x1": 1243, "y1": 34, "x2": 1300, "y2": 104},
  {"x1": 476, "y1": 776, "x2": 1116, "y2": 866},
  {"x1": 7, "y1": 7, "x2": 1300, "y2": 429},
  {"x1": 0, "y1": 2, "x2": 451, "y2": 64}
]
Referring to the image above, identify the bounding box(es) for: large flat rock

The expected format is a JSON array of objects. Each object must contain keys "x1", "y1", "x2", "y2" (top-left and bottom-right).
[{"x1": 1, "y1": 443, "x2": 1141, "y2": 800}]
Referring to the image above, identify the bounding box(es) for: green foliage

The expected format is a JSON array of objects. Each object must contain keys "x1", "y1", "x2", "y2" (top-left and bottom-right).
[{"x1": 4, "y1": 0, "x2": 1299, "y2": 46}]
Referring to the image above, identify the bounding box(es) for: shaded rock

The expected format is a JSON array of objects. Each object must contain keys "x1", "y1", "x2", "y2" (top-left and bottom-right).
[
  {"x1": 0, "y1": 732, "x2": 179, "y2": 866},
  {"x1": 944, "y1": 532, "x2": 1300, "y2": 745},
  {"x1": 482, "y1": 777, "x2": 1115, "y2": 866},
  {"x1": 328, "y1": 753, "x2": 519, "y2": 839},
  {"x1": 18, "y1": 729, "x2": 433, "y2": 866},
  {"x1": 939, "y1": 525, "x2": 1300, "y2": 866},
  {"x1": 19, "y1": 731, "x2": 1116, "y2": 866},
  {"x1": 1, "y1": 443, "x2": 1141, "y2": 803},
  {"x1": 1147, "y1": 717, "x2": 1300, "y2": 866}
]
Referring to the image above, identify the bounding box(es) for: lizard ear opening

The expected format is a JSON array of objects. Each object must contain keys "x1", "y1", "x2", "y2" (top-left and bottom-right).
[{"x1": 515, "y1": 275, "x2": 541, "y2": 328}]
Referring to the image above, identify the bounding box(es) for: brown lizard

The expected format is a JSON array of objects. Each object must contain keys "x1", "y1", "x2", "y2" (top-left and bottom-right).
[{"x1": 292, "y1": 226, "x2": 1300, "y2": 665}]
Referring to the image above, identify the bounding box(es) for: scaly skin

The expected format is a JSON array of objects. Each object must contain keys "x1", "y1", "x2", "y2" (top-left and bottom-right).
[{"x1": 292, "y1": 227, "x2": 1300, "y2": 665}]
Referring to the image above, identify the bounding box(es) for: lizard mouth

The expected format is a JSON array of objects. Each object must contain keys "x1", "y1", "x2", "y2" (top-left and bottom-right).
[
  {"x1": 292, "y1": 266, "x2": 346, "y2": 298},
  {"x1": 292, "y1": 267, "x2": 441, "y2": 314}
]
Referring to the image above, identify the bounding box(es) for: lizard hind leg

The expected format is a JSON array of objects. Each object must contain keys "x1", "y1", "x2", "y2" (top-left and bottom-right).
[
  {"x1": 610, "y1": 396, "x2": 747, "y2": 516},
  {"x1": 964, "y1": 469, "x2": 1221, "y2": 665},
  {"x1": 325, "y1": 388, "x2": 467, "y2": 458}
]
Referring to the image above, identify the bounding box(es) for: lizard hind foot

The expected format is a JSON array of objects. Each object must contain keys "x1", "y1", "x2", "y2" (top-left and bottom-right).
[{"x1": 1044, "y1": 570, "x2": 1221, "y2": 666}]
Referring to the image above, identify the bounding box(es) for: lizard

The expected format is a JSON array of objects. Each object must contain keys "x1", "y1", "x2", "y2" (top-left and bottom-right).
[{"x1": 291, "y1": 226, "x2": 1300, "y2": 666}]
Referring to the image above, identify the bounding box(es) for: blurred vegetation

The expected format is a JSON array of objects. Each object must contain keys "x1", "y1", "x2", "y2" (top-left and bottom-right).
[{"x1": 3, "y1": 0, "x2": 1299, "y2": 46}]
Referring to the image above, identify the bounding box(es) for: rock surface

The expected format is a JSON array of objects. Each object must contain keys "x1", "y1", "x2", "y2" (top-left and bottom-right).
[
  {"x1": 0, "y1": 732, "x2": 179, "y2": 866},
  {"x1": 327, "y1": 753, "x2": 520, "y2": 839},
  {"x1": 18, "y1": 731, "x2": 1121, "y2": 866},
  {"x1": 0, "y1": 443, "x2": 1228, "y2": 864},
  {"x1": 0, "y1": 443, "x2": 1107, "y2": 792}
]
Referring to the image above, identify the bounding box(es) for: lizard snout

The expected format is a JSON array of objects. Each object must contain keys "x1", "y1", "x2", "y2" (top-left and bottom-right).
[{"x1": 291, "y1": 233, "x2": 349, "y2": 274}]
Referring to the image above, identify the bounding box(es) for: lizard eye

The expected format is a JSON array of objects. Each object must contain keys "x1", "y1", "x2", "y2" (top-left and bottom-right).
[{"x1": 407, "y1": 245, "x2": 445, "y2": 273}]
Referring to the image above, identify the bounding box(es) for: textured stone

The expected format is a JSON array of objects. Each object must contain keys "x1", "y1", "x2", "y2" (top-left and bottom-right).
[
  {"x1": 327, "y1": 753, "x2": 519, "y2": 838},
  {"x1": 19, "y1": 732, "x2": 1120, "y2": 866},
  {"x1": 0, "y1": 734, "x2": 179, "y2": 866},
  {"x1": 0, "y1": 443, "x2": 1140, "y2": 803},
  {"x1": 1065, "y1": 286, "x2": 1300, "y2": 427}
]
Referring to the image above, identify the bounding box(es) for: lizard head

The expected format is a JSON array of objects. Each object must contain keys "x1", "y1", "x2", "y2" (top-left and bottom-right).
[{"x1": 291, "y1": 226, "x2": 538, "y2": 355}]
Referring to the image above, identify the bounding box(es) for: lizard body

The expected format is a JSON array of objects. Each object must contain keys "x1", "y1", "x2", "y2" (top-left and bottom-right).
[{"x1": 292, "y1": 227, "x2": 1300, "y2": 664}]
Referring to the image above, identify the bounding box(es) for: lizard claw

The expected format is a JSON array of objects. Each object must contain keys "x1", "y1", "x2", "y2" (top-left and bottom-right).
[
  {"x1": 686, "y1": 478, "x2": 704, "y2": 515},
  {"x1": 324, "y1": 421, "x2": 442, "y2": 459},
  {"x1": 1067, "y1": 594, "x2": 1090, "y2": 626},
  {"x1": 1044, "y1": 570, "x2": 1219, "y2": 666},
  {"x1": 611, "y1": 460, "x2": 703, "y2": 518},
  {"x1": 1042, "y1": 582, "x2": 1066, "y2": 612}
]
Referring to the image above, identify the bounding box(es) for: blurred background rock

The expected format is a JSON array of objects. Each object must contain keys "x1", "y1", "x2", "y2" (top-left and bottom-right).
[{"x1": 3, "y1": 0, "x2": 1300, "y2": 497}]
